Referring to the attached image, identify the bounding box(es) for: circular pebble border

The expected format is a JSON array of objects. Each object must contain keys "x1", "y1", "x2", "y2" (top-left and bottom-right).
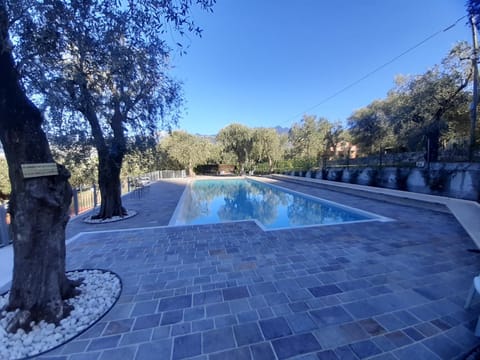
[{"x1": 0, "y1": 269, "x2": 122, "y2": 360}]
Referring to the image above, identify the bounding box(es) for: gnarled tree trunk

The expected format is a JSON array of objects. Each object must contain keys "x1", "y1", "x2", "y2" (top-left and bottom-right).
[
  {"x1": 92, "y1": 150, "x2": 127, "y2": 219},
  {"x1": 0, "y1": 2, "x2": 78, "y2": 332}
]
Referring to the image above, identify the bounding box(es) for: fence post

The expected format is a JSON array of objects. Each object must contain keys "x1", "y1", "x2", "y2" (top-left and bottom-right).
[
  {"x1": 72, "y1": 188, "x2": 79, "y2": 216},
  {"x1": 93, "y1": 184, "x2": 98, "y2": 208}
]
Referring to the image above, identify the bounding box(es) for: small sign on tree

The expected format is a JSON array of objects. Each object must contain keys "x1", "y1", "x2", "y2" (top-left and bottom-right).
[{"x1": 21, "y1": 163, "x2": 58, "y2": 178}]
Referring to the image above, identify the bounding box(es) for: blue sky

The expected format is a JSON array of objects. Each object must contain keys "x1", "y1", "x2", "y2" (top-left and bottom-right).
[{"x1": 169, "y1": 0, "x2": 471, "y2": 135}]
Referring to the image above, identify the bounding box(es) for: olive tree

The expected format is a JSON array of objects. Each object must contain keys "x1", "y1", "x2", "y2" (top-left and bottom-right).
[
  {"x1": 160, "y1": 131, "x2": 217, "y2": 176},
  {"x1": 9, "y1": 0, "x2": 215, "y2": 219},
  {"x1": 0, "y1": 1, "x2": 78, "y2": 332},
  {"x1": 217, "y1": 124, "x2": 253, "y2": 173}
]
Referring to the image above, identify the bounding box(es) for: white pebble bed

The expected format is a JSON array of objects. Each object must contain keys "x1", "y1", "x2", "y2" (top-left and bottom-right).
[{"x1": 0, "y1": 270, "x2": 121, "y2": 360}]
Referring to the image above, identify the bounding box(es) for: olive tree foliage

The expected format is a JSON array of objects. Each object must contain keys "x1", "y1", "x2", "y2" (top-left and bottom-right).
[
  {"x1": 217, "y1": 124, "x2": 254, "y2": 173},
  {"x1": 347, "y1": 99, "x2": 396, "y2": 155},
  {"x1": 49, "y1": 133, "x2": 98, "y2": 188},
  {"x1": 159, "y1": 131, "x2": 218, "y2": 175},
  {"x1": 348, "y1": 42, "x2": 472, "y2": 160},
  {"x1": 0, "y1": 156, "x2": 11, "y2": 200},
  {"x1": 288, "y1": 115, "x2": 342, "y2": 164},
  {"x1": 121, "y1": 135, "x2": 161, "y2": 179},
  {"x1": 7, "y1": 0, "x2": 215, "y2": 219},
  {"x1": 251, "y1": 128, "x2": 286, "y2": 171}
]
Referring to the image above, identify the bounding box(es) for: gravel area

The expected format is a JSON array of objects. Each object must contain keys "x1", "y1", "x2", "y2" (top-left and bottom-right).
[{"x1": 0, "y1": 269, "x2": 121, "y2": 360}]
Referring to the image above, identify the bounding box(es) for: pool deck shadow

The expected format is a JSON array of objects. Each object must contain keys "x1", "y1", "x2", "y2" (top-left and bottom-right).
[{"x1": 4, "y1": 177, "x2": 480, "y2": 359}]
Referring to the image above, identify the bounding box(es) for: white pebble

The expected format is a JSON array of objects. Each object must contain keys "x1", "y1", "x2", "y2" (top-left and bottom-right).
[{"x1": 0, "y1": 270, "x2": 120, "y2": 360}]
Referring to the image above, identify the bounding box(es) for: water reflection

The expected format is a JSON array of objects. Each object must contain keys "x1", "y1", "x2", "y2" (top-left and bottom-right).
[{"x1": 176, "y1": 179, "x2": 370, "y2": 229}]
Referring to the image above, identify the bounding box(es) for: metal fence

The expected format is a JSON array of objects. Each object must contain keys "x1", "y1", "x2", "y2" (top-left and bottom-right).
[
  {"x1": 68, "y1": 169, "x2": 187, "y2": 217},
  {"x1": 0, "y1": 169, "x2": 187, "y2": 247}
]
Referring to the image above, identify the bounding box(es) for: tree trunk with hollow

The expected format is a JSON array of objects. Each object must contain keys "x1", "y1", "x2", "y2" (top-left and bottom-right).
[{"x1": 0, "y1": 2, "x2": 78, "y2": 332}]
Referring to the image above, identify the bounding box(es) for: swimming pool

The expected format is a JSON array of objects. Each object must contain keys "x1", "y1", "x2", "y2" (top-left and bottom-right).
[{"x1": 170, "y1": 178, "x2": 389, "y2": 230}]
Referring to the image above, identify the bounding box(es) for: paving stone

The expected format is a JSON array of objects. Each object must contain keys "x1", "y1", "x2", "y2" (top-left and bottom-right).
[
  {"x1": 403, "y1": 326, "x2": 425, "y2": 341},
  {"x1": 271, "y1": 303, "x2": 292, "y2": 316},
  {"x1": 98, "y1": 346, "x2": 136, "y2": 360},
  {"x1": 69, "y1": 353, "x2": 101, "y2": 360},
  {"x1": 349, "y1": 339, "x2": 382, "y2": 359},
  {"x1": 206, "y1": 302, "x2": 230, "y2": 317},
  {"x1": 184, "y1": 306, "x2": 205, "y2": 321},
  {"x1": 171, "y1": 322, "x2": 191, "y2": 336},
  {"x1": 131, "y1": 300, "x2": 159, "y2": 316},
  {"x1": 248, "y1": 282, "x2": 277, "y2": 295},
  {"x1": 237, "y1": 310, "x2": 259, "y2": 323},
  {"x1": 259, "y1": 316, "x2": 292, "y2": 339},
  {"x1": 384, "y1": 331, "x2": 413, "y2": 348},
  {"x1": 309, "y1": 284, "x2": 343, "y2": 297},
  {"x1": 103, "y1": 319, "x2": 134, "y2": 336},
  {"x1": 257, "y1": 307, "x2": 274, "y2": 319},
  {"x1": 120, "y1": 329, "x2": 153, "y2": 345},
  {"x1": 310, "y1": 306, "x2": 353, "y2": 326},
  {"x1": 393, "y1": 342, "x2": 441, "y2": 360},
  {"x1": 250, "y1": 342, "x2": 276, "y2": 360},
  {"x1": 161, "y1": 310, "x2": 183, "y2": 325},
  {"x1": 316, "y1": 349, "x2": 340, "y2": 359},
  {"x1": 289, "y1": 301, "x2": 309, "y2": 312},
  {"x1": 272, "y1": 333, "x2": 321, "y2": 359},
  {"x1": 78, "y1": 322, "x2": 107, "y2": 339},
  {"x1": 233, "y1": 322, "x2": 264, "y2": 346},
  {"x1": 264, "y1": 292, "x2": 289, "y2": 305},
  {"x1": 374, "y1": 313, "x2": 405, "y2": 331},
  {"x1": 87, "y1": 335, "x2": 121, "y2": 351},
  {"x1": 414, "y1": 322, "x2": 441, "y2": 337},
  {"x1": 333, "y1": 345, "x2": 360, "y2": 360},
  {"x1": 357, "y1": 318, "x2": 386, "y2": 336},
  {"x1": 152, "y1": 326, "x2": 171, "y2": 340},
  {"x1": 193, "y1": 290, "x2": 222, "y2": 306},
  {"x1": 136, "y1": 339, "x2": 172, "y2": 360},
  {"x1": 157, "y1": 294, "x2": 192, "y2": 311},
  {"x1": 422, "y1": 334, "x2": 463, "y2": 359},
  {"x1": 215, "y1": 314, "x2": 238, "y2": 328},
  {"x1": 51, "y1": 338, "x2": 85, "y2": 355},
  {"x1": 133, "y1": 314, "x2": 161, "y2": 330},
  {"x1": 209, "y1": 346, "x2": 251, "y2": 360},
  {"x1": 248, "y1": 295, "x2": 268, "y2": 309},
  {"x1": 286, "y1": 312, "x2": 317, "y2": 333},
  {"x1": 192, "y1": 318, "x2": 214, "y2": 332},
  {"x1": 172, "y1": 333, "x2": 201, "y2": 359},
  {"x1": 202, "y1": 327, "x2": 236, "y2": 353}
]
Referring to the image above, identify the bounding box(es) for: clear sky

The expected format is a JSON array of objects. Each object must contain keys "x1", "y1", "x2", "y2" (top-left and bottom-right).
[{"x1": 169, "y1": 0, "x2": 471, "y2": 135}]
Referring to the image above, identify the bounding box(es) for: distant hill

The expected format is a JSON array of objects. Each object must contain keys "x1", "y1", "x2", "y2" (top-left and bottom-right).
[{"x1": 273, "y1": 126, "x2": 289, "y2": 135}]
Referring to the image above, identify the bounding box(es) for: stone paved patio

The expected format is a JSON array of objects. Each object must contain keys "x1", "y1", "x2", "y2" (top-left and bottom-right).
[{"x1": 37, "y1": 178, "x2": 480, "y2": 359}]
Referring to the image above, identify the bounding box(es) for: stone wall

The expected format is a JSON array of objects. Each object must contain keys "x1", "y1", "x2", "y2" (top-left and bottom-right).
[{"x1": 284, "y1": 162, "x2": 480, "y2": 202}]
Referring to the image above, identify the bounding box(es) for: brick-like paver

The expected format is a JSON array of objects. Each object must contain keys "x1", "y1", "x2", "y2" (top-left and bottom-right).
[{"x1": 34, "y1": 178, "x2": 480, "y2": 359}]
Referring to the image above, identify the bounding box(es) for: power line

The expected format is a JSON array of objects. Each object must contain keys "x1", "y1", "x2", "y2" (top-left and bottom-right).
[{"x1": 284, "y1": 15, "x2": 468, "y2": 125}]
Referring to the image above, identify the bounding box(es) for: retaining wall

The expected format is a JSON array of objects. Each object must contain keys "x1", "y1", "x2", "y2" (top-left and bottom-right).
[{"x1": 283, "y1": 162, "x2": 480, "y2": 202}]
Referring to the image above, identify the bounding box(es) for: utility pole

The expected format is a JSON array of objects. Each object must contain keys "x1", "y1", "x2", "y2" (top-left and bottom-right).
[{"x1": 469, "y1": 14, "x2": 479, "y2": 162}]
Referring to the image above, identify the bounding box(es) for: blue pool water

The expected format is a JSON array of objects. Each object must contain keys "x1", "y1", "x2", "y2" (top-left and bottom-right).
[{"x1": 171, "y1": 179, "x2": 386, "y2": 230}]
